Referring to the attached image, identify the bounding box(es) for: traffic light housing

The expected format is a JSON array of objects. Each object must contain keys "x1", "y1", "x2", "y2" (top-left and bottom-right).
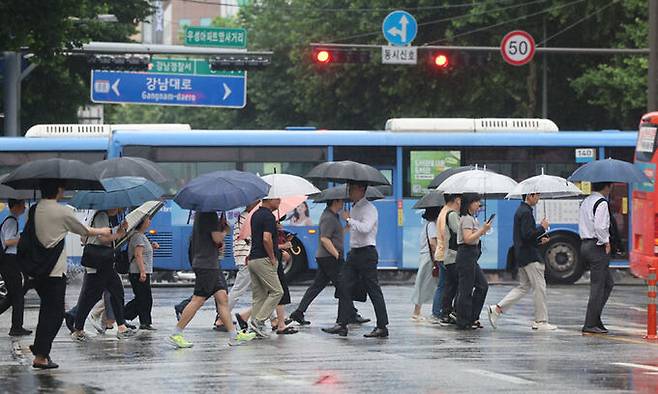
[
  {"x1": 312, "y1": 48, "x2": 371, "y2": 65},
  {"x1": 88, "y1": 54, "x2": 150, "y2": 71},
  {"x1": 428, "y1": 52, "x2": 452, "y2": 71},
  {"x1": 209, "y1": 53, "x2": 272, "y2": 71}
]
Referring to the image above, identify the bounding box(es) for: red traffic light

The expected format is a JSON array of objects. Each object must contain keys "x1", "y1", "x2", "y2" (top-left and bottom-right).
[
  {"x1": 314, "y1": 49, "x2": 332, "y2": 64},
  {"x1": 433, "y1": 53, "x2": 449, "y2": 68}
]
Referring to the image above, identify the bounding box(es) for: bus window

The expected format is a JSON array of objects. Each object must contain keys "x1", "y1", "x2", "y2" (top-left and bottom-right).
[
  {"x1": 334, "y1": 146, "x2": 396, "y2": 195},
  {"x1": 0, "y1": 151, "x2": 105, "y2": 174}
]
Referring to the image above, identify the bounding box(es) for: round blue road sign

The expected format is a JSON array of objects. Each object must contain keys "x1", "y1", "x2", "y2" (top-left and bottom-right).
[{"x1": 382, "y1": 10, "x2": 418, "y2": 46}]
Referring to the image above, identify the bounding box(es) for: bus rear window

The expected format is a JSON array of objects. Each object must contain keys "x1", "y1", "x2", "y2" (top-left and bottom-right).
[{"x1": 636, "y1": 126, "x2": 657, "y2": 162}]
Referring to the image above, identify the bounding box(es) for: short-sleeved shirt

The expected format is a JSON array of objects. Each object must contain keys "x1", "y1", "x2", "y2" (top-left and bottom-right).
[
  {"x1": 249, "y1": 207, "x2": 277, "y2": 260},
  {"x1": 191, "y1": 212, "x2": 222, "y2": 270},
  {"x1": 316, "y1": 208, "x2": 344, "y2": 259},
  {"x1": 129, "y1": 232, "x2": 153, "y2": 274},
  {"x1": 457, "y1": 214, "x2": 480, "y2": 246},
  {"x1": 35, "y1": 199, "x2": 88, "y2": 277},
  {"x1": 443, "y1": 211, "x2": 460, "y2": 265},
  {"x1": 1, "y1": 214, "x2": 19, "y2": 255},
  {"x1": 84, "y1": 211, "x2": 112, "y2": 274},
  {"x1": 419, "y1": 220, "x2": 437, "y2": 256},
  {"x1": 232, "y1": 211, "x2": 251, "y2": 266}
]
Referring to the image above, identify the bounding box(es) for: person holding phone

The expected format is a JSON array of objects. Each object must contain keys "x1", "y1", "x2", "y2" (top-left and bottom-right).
[
  {"x1": 487, "y1": 193, "x2": 557, "y2": 331},
  {"x1": 454, "y1": 193, "x2": 491, "y2": 330}
]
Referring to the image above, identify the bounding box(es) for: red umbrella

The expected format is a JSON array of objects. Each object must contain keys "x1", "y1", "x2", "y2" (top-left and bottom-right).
[{"x1": 237, "y1": 195, "x2": 308, "y2": 240}]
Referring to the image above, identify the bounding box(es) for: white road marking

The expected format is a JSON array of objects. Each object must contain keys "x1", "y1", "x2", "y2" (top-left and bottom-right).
[
  {"x1": 466, "y1": 369, "x2": 534, "y2": 385},
  {"x1": 612, "y1": 362, "x2": 658, "y2": 372}
]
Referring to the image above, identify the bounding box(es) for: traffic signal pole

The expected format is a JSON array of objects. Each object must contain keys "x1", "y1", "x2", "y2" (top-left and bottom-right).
[
  {"x1": 2, "y1": 52, "x2": 21, "y2": 137},
  {"x1": 649, "y1": 0, "x2": 658, "y2": 112}
]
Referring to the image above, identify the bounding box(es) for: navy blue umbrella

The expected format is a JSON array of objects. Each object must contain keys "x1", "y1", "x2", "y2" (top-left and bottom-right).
[
  {"x1": 174, "y1": 170, "x2": 270, "y2": 212},
  {"x1": 69, "y1": 176, "x2": 164, "y2": 210},
  {"x1": 568, "y1": 159, "x2": 650, "y2": 184}
]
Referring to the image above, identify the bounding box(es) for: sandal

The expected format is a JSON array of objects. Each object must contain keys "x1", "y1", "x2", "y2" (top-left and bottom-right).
[{"x1": 276, "y1": 326, "x2": 298, "y2": 335}]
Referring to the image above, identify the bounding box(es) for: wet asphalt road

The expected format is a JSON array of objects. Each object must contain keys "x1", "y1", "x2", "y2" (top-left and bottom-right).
[{"x1": 1, "y1": 282, "x2": 658, "y2": 393}]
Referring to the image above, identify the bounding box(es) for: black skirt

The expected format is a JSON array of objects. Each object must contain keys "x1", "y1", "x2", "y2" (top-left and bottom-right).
[{"x1": 277, "y1": 257, "x2": 291, "y2": 305}]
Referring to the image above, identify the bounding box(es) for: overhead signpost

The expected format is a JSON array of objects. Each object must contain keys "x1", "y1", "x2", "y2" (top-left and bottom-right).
[
  {"x1": 500, "y1": 30, "x2": 536, "y2": 66},
  {"x1": 90, "y1": 70, "x2": 246, "y2": 108},
  {"x1": 381, "y1": 10, "x2": 418, "y2": 65},
  {"x1": 149, "y1": 57, "x2": 244, "y2": 76},
  {"x1": 184, "y1": 26, "x2": 247, "y2": 49}
]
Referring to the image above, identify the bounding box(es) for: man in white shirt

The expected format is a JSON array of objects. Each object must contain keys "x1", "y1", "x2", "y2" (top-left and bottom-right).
[
  {"x1": 30, "y1": 180, "x2": 110, "y2": 369},
  {"x1": 324, "y1": 182, "x2": 389, "y2": 338},
  {"x1": 579, "y1": 182, "x2": 615, "y2": 335}
]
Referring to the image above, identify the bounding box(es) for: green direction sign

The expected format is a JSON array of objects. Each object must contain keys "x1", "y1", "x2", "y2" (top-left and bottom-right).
[
  {"x1": 150, "y1": 57, "x2": 244, "y2": 76},
  {"x1": 184, "y1": 26, "x2": 247, "y2": 48}
]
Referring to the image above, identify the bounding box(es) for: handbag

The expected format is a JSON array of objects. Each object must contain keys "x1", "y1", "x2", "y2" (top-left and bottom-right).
[
  {"x1": 80, "y1": 244, "x2": 115, "y2": 270},
  {"x1": 426, "y1": 222, "x2": 440, "y2": 278},
  {"x1": 115, "y1": 248, "x2": 131, "y2": 274},
  {"x1": 17, "y1": 205, "x2": 65, "y2": 278}
]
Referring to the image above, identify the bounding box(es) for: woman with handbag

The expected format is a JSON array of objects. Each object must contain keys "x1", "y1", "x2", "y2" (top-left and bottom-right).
[
  {"x1": 411, "y1": 207, "x2": 441, "y2": 321},
  {"x1": 71, "y1": 207, "x2": 138, "y2": 341},
  {"x1": 124, "y1": 216, "x2": 159, "y2": 330}
]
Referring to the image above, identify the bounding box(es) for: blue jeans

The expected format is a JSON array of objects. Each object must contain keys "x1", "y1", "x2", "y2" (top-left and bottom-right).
[{"x1": 431, "y1": 263, "x2": 446, "y2": 317}]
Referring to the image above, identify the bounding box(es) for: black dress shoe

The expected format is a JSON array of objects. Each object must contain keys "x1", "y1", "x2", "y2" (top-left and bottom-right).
[
  {"x1": 33, "y1": 357, "x2": 59, "y2": 369},
  {"x1": 582, "y1": 326, "x2": 608, "y2": 335},
  {"x1": 322, "y1": 324, "x2": 347, "y2": 337},
  {"x1": 289, "y1": 310, "x2": 311, "y2": 326},
  {"x1": 364, "y1": 327, "x2": 389, "y2": 338},
  {"x1": 9, "y1": 328, "x2": 33, "y2": 337},
  {"x1": 350, "y1": 314, "x2": 371, "y2": 324}
]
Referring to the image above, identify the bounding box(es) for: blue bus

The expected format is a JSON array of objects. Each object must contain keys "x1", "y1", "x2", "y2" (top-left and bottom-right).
[{"x1": 104, "y1": 119, "x2": 638, "y2": 284}]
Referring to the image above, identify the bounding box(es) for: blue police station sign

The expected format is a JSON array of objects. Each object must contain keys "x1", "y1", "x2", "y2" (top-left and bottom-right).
[
  {"x1": 382, "y1": 10, "x2": 418, "y2": 46},
  {"x1": 91, "y1": 70, "x2": 246, "y2": 108}
]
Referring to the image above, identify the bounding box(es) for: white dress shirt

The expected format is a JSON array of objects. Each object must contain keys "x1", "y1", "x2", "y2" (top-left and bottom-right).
[
  {"x1": 348, "y1": 197, "x2": 378, "y2": 248},
  {"x1": 578, "y1": 192, "x2": 610, "y2": 245}
]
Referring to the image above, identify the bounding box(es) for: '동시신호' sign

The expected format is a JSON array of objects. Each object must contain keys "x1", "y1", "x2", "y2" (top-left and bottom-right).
[{"x1": 381, "y1": 46, "x2": 417, "y2": 65}]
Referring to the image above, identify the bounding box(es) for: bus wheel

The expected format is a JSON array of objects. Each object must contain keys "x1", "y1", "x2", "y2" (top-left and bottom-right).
[
  {"x1": 543, "y1": 235, "x2": 583, "y2": 284},
  {"x1": 283, "y1": 237, "x2": 307, "y2": 283}
]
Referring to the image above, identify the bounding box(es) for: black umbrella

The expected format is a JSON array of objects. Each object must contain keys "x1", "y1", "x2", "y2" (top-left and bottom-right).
[
  {"x1": 92, "y1": 157, "x2": 172, "y2": 184},
  {"x1": 1, "y1": 158, "x2": 104, "y2": 190},
  {"x1": 428, "y1": 166, "x2": 477, "y2": 189},
  {"x1": 0, "y1": 174, "x2": 40, "y2": 199},
  {"x1": 306, "y1": 160, "x2": 390, "y2": 186},
  {"x1": 312, "y1": 184, "x2": 385, "y2": 202},
  {"x1": 412, "y1": 191, "x2": 445, "y2": 209}
]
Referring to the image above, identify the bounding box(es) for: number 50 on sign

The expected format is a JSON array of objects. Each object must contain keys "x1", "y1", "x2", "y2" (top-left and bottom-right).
[{"x1": 500, "y1": 30, "x2": 535, "y2": 66}]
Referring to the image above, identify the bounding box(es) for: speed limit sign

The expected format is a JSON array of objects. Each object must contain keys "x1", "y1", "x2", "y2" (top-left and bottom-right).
[{"x1": 500, "y1": 30, "x2": 535, "y2": 66}]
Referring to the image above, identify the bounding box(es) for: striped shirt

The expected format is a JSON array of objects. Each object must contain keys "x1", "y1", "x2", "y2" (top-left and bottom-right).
[{"x1": 233, "y1": 211, "x2": 251, "y2": 266}]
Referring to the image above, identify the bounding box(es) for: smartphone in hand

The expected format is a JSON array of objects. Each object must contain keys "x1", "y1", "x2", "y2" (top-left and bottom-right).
[{"x1": 487, "y1": 213, "x2": 496, "y2": 223}]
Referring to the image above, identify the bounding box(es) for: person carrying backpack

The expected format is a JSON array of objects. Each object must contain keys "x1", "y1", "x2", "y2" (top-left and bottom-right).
[{"x1": 0, "y1": 199, "x2": 31, "y2": 337}]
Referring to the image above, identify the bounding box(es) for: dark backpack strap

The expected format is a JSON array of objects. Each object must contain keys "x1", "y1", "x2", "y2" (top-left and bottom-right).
[
  {"x1": 446, "y1": 210, "x2": 459, "y2": 252},
  {"x1": 592, "y1": 198, "x2": 607, "y2": 218}
]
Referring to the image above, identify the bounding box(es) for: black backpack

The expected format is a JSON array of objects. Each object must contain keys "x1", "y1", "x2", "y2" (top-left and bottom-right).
[
  {"x1": 593, "y1": 198, "x2": 624, "y2": 255},
  {"x1": 17, "y1": 205, "x2": 65, "y2": 278}
]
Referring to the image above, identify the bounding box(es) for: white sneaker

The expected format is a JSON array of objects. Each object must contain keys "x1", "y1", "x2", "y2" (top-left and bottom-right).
[
  {"x1": 426, "y1": 315, "x2": 442, "y2": 325},
  {"x1": 487, "y1": 305, "x2": 501, "y2": 329},
  {"x1": 71, "y1": 331, "x2": 91, "y2": 342},
  {"x1": 248, "y1": 319, "x2": 269, "y2": 338},
  {"x1": 532, "y1": 322, "x2": 557, "y2": 331}
]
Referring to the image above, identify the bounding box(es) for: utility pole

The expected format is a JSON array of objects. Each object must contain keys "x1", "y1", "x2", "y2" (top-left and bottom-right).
[
  {"x1": 649, "y1": 0, "x2": 658, "y2": 111},
  {"x1": 2, "y1": 52, "x2": 21, "y2": 137}
]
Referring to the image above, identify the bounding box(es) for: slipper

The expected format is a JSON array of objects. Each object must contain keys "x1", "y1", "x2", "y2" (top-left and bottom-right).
[
  {"x1": 33, "y1": 357, "x2": 59, "y2": 369},
  {"x1": 213, "y1": 325, "x2": 228, "y2": 332},
  {"x1": 276, "y1": 326, "x2": 298, "y2": 335}
]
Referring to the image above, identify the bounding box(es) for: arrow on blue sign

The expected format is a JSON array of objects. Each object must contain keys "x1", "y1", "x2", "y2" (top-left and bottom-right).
[
  {"x1": 90, "y1": 70, "x2": 247, "y2": 108},
  {"x1": 382, "y1": 10, "x2": 418, "y2": 46}
]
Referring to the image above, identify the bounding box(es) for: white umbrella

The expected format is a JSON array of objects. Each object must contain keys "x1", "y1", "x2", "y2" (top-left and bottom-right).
[
  {"x1": 505, "y1": 172, "x2": 583, "y2": 199},
  {"x1": 261, "y1": 174, "x2": 320, "y2": 199},
  {"x1": 436, "y1": 168, "x2": 517, "y2": 197}
]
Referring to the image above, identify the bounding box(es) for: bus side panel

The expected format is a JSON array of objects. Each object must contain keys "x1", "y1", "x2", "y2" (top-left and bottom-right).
[
  {"x1": 401, "y1": 199, "x2": 423, "y2": 269},
  {"x1": 631, "y1": 193, "x2": 655, "y2": 278},
  {"x1": 495, "y1": 199, "x2": 519, "y2": 270},
  {"x1": 373, "y1": 200, "x2": 398, "y2": 268}
]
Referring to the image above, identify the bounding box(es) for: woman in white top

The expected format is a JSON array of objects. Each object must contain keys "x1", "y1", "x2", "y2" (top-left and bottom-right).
[
  {"x1": 454, "y1": 193, "x2": 492, "y2": 330},
  {"x1": 411, "y1": 207, "x2": 440, "y2": 321}
]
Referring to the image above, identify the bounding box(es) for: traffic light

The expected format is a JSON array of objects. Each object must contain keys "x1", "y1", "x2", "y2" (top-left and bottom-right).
[
  {"x1": 311, "y1": 48, "x2": 371, "y2": 65},
  {"x1": 209, "y1": 53, "x2": 272, "y2": 71},
  {"x1": 88, "y1": 54, "x2": 150, "y2": 71},
  {"x1": 429, "y1": 52, "x2": 452, "y2": 71}
]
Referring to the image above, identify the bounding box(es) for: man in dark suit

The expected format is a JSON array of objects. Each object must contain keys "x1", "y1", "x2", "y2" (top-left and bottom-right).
[{"x1": 487, "y1": 193, "x2": 556, "y2": 331}]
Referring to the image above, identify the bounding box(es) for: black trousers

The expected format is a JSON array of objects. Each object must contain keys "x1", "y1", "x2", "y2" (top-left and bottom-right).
[
  {"x1": 455, "y1": 245, "x2": 488, "y2": 328},
  {"x1": 441, "y1": 262, "x2": 459, "y2": 318},
  {"x1": 74, "y1": 269, "x2": 126, "y2": 330},
  {"x1": 125, "y1": 274, "x2": 153, "y2": 326},
  {"x1": 297, "y1": 256, "x2": 342, "y2": 313},
  {"x1": 31, "y1": 275, "x2": 66, "y2": 358},
  {"x1": 337, "y1": 246, "x2": 389, "y2": 328},
  {"x1": 582, "y1": 240, "x2": 614, "y2": 329},
  {"x1": 0, "y1": 254, "x2": 25, "y2": 330}
]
